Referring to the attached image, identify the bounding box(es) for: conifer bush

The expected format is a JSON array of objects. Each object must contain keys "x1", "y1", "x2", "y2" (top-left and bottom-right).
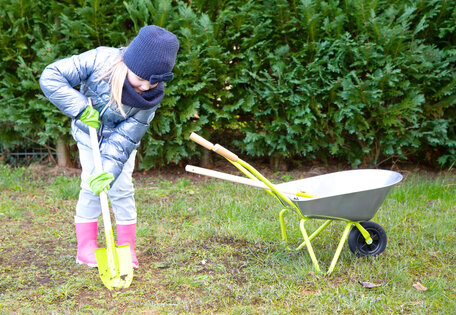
[{"x1": 0, "y1": 0, "x2": 454, "y2": 168}]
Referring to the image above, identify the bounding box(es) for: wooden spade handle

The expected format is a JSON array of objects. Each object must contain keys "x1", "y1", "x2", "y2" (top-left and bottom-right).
[{"x1": 87, "y1": 99, "x2": 114, "y2": 235}]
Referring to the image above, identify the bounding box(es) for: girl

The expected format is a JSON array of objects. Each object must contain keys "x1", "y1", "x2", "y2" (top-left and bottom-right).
[{"x1": 39, "y1": 25, "x2": 179, "y2": 269}]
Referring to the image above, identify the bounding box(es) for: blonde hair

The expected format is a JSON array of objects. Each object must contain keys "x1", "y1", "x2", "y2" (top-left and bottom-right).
[{"x1": 97, "y1": 58, "x2": 128, "y2": 117}]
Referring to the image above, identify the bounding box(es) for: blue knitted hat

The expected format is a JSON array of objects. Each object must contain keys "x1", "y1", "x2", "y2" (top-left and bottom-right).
[{"x1": 123, "y1": 25, "x2": 179, "y2": 84}]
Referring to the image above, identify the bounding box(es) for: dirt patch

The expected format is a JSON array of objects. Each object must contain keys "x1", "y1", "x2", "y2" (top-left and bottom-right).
[
  {"x1": 24, "y1": 159, "x2": 454, "y2": 186},
  {"x1": 30, "y1": 163, "x2": 81, "y2": 176}
]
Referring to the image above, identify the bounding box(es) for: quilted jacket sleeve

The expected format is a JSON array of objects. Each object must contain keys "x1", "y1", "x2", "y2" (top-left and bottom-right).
[{"x1": 39, "y1": 49, "x2": 99, "y2": 118}]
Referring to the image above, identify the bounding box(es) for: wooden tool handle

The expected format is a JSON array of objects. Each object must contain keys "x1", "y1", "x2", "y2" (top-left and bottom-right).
[
  {"x1": 185, "y1": 165, "x2": 312, "y2": 197},
  {"x1": 189, "y1": 132, "x2": 239, "y2": 162},
  {"x1": 87, "y1": 99, "x2": 113, "y2": 233},
  {"x1": 189, "y1": 132, "x2": 214, "y2": 150},
  {"x1": 213, "y1": 144, "x2": 239, "y2": 162},
  {"x1": 185, "y1": 165, "x2": 267, "y2": 188}
]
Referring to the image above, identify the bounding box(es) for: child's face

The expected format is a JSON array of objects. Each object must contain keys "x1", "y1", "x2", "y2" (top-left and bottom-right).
[{"x1": 126, "y1": 69, "x2": 159, "y2": 94}]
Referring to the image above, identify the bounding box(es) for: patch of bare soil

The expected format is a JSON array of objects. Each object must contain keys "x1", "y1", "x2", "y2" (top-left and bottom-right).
[
  {"x1": 26, "y1": 158, "x2": 452, "y2": 185},
  {"x1": 133, "y1": 160, "x2": 341, "y2": 186},
  {"x1": 29, "y1": 163, "x2": 81, "y2": 179},
  {"x1": 136, "y1": 158, "x2": 453, "y2": 183}
]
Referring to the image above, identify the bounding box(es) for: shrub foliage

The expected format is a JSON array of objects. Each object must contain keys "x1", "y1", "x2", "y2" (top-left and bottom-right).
[{"x1": 1, "y1": 0, "x2": 455, "y2": 168}]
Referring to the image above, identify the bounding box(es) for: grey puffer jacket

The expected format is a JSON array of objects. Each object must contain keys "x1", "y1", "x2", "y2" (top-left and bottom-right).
[{"x1": 39, "y1": 47, "x2": 161, "y2": 181}]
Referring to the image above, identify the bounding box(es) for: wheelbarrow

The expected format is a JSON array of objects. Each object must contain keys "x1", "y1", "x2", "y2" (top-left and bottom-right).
[{"x1": 187, "y1": 133, "x2": 403, "y2": 274}]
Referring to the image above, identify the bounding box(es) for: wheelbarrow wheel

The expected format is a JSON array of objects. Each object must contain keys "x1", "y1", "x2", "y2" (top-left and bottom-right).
[{"x1": 348, "y1": 221, "x2": 387, "y2": 257}]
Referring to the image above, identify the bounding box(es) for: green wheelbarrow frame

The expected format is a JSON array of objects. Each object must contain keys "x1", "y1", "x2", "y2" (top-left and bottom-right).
[{"x1": 189, "y1": 133, "x2": 376, "y2": 275}]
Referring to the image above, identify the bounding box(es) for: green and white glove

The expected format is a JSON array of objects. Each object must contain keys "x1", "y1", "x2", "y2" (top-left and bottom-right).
[
  {"x1": 79, "y1": 105, "x2": 100, "y2": 129},
  {"x1": 87, "y1": 171, "x2": 114, "y2": 195}
]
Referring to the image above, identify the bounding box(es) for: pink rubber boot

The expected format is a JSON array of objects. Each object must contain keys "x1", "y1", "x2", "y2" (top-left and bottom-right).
[
  {"x1": 116, "y1": 223, "x2": 139, "y2": 268},
  {"x1": 75, "y1": 219, "x2": 98, "y2": 268}
]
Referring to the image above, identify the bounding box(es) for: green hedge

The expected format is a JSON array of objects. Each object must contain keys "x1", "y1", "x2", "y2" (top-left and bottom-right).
[{"x1": 1, "y1": 0, "x2": 455, "y2": 168}]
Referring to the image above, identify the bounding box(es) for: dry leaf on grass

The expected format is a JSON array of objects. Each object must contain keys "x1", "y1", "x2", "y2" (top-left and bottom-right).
[
  {"x1": 412, "y1": 282, "x2": 428, "y2": 292},
  {"x1": 359, "y1": 281, "x2": 382, "y2": 288}
]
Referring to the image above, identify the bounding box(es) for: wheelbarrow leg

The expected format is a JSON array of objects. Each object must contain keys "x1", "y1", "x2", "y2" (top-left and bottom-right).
[
  {"x1": 296, "y1": 220, "x2": 332, "y2": 251},
  {"x1": 299, "y1": 219, "x2": 321, "y2": 273},
  {"x1": 279, "y1": 208, "x2": 291, "y2": 250},
  {"x1": 327, "y1": 222, "x2": 353, "y2": 275}
]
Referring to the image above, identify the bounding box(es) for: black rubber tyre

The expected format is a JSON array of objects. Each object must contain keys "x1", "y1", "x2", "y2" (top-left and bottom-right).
[{"x1": 348, "y1": 221, "x2": 387, "y2": 257}]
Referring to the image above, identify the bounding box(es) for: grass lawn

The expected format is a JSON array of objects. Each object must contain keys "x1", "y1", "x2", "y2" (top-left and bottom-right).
[{"x1": 0, "y1": 163, "x2": 455, "y2": 313}]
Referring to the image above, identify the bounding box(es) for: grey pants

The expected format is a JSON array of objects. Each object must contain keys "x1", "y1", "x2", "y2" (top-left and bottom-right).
[{"x1": 74, "y1": 136, "x2": 137, "y2": 224}]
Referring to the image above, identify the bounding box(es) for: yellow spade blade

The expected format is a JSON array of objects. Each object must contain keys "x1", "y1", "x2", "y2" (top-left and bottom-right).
[{"x1": 95, "y1": 245, "x2": 133, "y2": 290}]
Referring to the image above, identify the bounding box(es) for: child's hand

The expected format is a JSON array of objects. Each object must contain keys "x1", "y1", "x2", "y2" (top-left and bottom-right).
[
  {"x1": 87, "y1": 171, "x2": 114, "y2": 195},
  {"x1": 79, "y1": 105, "x2": 100, "y2": 129}
]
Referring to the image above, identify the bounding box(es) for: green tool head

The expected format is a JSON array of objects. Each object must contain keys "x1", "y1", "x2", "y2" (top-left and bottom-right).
[{"x1": 95, "y1": 245, "x2": 133, "y2": 290}]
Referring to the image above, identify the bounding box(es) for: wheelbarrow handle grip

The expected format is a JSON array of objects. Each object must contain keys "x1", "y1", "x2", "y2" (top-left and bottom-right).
[
  {"x1": 186, "y1": 164, "x2": 264, "y2": 188},
  {"x1": 213, "y1": 144, "x2": 239, "y2": 162},
  {"x1": 185, "y1": 165, "x2": 314, "y2": 198},
  {"x1": 189, "y1": 132, "x2": 239, "y2": 162},
  {"x1": 189, "y1": 132, "x2": 214, "y2": 150}
]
